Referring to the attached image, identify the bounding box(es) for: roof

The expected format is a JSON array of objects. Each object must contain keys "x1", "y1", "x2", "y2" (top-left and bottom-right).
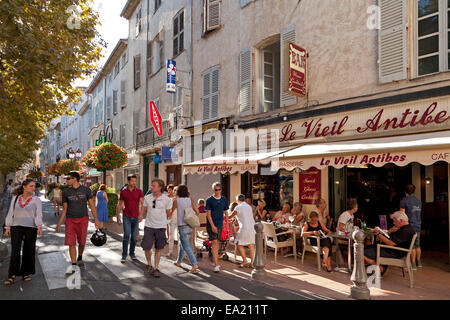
[
  {"x1": 102, "y1": 39, "x2": 128, "y2": 73},
  {"x1": 120, "y1": 0, "x2": 141, "y2": 19}
]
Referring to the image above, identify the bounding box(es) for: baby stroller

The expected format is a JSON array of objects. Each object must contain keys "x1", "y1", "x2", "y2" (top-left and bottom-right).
[{"x1": 197, "y1": 217, "x2": 233, "y2": 261}]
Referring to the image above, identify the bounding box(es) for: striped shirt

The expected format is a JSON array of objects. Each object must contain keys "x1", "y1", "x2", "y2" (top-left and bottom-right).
[{"x1": 5, "y1": 195, "x2": 43, "y2": 229}]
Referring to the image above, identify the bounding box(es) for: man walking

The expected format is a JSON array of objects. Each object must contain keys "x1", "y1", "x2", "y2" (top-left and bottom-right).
[
  {"x1": 400, "y1": 184, "x2": 422, "y2": 270},
  {"x1": 117, "y1": 175, "x2": 144, "y2": 263},
  {"x1": 139, "y1": 179, "x2": 172, "y2": 278},
  {"x1": 56, "y1": 172, "x2": 99, "y2": 275},
  {"x1": 205, "y1": 182, "x2": 229, "y2": 273}
]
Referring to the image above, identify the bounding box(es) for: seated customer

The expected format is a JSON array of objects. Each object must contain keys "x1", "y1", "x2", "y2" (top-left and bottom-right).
[
  {"x1": 291, "y1": 202, "x2": 305, "y2": 225},
  {"x1": 254, "y1": 199, "x2": 270, "y2": 222},
  {"x1": 338, "y1": 198, "x2": 358, "y2": 232},
  {"x1": 302, "y1": 211, "x2": 333, "y2": 272},
  {"x1": 273, "y1": 203, "x2": 291, "y2": 224},
  {"x1": 363, "y1": 211, "x2": 415, "y2": 275}
]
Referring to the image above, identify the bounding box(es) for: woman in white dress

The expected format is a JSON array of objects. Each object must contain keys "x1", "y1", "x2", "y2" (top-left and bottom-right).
[{"x1": 229, "y1": 194, "x2": 255, "y2": 268}]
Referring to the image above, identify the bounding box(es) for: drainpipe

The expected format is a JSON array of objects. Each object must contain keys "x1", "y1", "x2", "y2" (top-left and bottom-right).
[{"x1": 145, "y1": 0, "x2": 150, "y2": 128}]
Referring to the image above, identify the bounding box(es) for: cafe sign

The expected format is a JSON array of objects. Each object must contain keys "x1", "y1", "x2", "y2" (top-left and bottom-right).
[
  {"x1": 183, "y1": 164, "x2": 258, "y2": 175},
  {"x1": 299, "y1": 168, "x2": 321, "y2": 204},
  {"x1": 283, "y1": 42, "x2": 307, "y2": 97},
  {"x1": 270, "y1": 96, "x2": 450, "y2": 142}
]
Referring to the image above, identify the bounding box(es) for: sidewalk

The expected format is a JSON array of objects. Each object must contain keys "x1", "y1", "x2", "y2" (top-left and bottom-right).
[{"x1": 105, "y1": 218, "x2": 450, "y2": 300}]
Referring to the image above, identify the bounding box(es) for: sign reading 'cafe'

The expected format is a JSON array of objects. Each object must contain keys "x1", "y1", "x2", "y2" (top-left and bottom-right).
[{"x1": 278, "y1": 98, "x2": 450, "y2": 142}]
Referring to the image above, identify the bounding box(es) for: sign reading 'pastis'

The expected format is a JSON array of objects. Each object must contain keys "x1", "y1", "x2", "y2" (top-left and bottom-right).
[{"x1": 166, "y1": 59, "x2": 176, "y2": 93}]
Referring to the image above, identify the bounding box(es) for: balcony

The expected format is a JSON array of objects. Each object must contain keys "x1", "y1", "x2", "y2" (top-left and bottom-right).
[{"x1": 136, "y1": 121, "x2": 172, "y2": 151}]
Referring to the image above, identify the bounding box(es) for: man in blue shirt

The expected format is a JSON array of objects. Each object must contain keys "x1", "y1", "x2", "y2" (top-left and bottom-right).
[
  {"x1": 400, "y1": 184, "x2": 422, "y2": 270},
  {"x1": 205, "y1": 182, "x2": 229, "y2": 273}
]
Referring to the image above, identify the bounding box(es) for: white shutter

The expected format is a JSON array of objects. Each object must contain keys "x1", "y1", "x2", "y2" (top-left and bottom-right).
[
  {"x1": 120, "y1": 124, "x2": 126, "y2": 147},
  {"x1": 133, "y1": 110, "x2": 139, "y2": 145},
  {"x1": 120, "y1": 81, "x2": 126, "y2": 107},
  {"x1": 134, "y1": 55, "x2": 141, "y2": 89},
  {"x1": 207, "y1": 0, "x2": 221, "y2": 31},
  {"x1": 202, "y1": 72, "x2": 211, "y2": 121},
  {"x1": 280, "y1": 25, "x2": 297, "y2": 107},
  {"x1": 239, "y1": 48, "x2": 252, "y2": 116},
  {"x1": 113, "y1": 90, "x2": 118, "y2": 114},
  {"x1": 146, "y1": 41, "x2": 152, "y2": 76},
  {"x1": 211, "y1": 68, "x2": 219, "y2": 119},
  {"x1": 241, "y1": 0, "x2": 252, "y2": 7},
  {"x1": 378, "y1": 0, "x2": 406, "y2": 83},
  {"x1": 106, "y1": 96, "x2": 112, "y2": 120}
]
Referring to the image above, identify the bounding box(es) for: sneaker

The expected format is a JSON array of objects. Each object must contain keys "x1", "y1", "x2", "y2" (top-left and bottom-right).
[
  {"x1": 130, "y1": 255, "x2": 138, "y2": 261},
  {"x1": 417, "y1": 260, "x2": 423, "y2": 268},
  {"x1": 213, "y1": 265, "x2": 220, "y2": 273},
  {"x1": 65, "y1": 266, "x2": 76, "y2": 276},
  {"x1": 121, "y1": 257, "x2": 127, "y2": 263},
  {"x1": 411, "y1": 262, "x2": 417, "y2": 271}
]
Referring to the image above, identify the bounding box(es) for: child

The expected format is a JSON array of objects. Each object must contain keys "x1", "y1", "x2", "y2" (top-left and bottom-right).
[{"x1": 198, "y1": 199, "x2": 206, "y2": 213}]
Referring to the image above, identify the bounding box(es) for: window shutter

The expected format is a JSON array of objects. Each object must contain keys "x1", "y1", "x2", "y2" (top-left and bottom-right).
[
  {"x1": 106, "y1": 96, "x2": 112, "y2": 120},
  {"x1": 378, "y1": 0, "x2": 406, "y2": 83},
  {"x1": 207, "y1": 0, "x2": 221, "y2": 31},
  {"x1": 133, "y1": 110, "x2": 139, "y2": 145},
  {"x1": 280, "y1": 25, "x2": 297, "y2": 108},
  {"x1": 120, "y1": 80, "x2": 126, "y2": 107},
  {"x1": 120, "y1": 124, "x2": 126, "y2": 147},
  {"x1": 134, "y1": 55, "x2": 141, "y2": 89},
  {"x1": 211, "y1": 68, "x2": 219, "y2": 119},
  {"x1": 239, "y1": 48, "x2": 252, "y2": 116},
  {"x1": 147, "y1": 41, "x2": 152, "y2": 76},
  {"x1": 202, "y1": 72, "x2": 211, "y2": 121},
  {"x1": 113, "y1": 128, "x2": 119, "y2": 145},
  {"x1": 113, "y1": 90, "x2": 118, "y2": 114}
]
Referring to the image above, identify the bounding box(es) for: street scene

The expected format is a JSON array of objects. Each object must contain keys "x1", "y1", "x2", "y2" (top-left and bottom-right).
[{"x1": 1, "y1": 0, "x2": 450, "y2": 304}]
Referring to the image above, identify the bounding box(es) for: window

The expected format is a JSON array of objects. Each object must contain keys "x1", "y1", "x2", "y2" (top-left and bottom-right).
[
  {"x1": 173, "y1": 10, "x2": 184, "y2": 57},
  {"x1": 154, "y1": 0, "x2": 162, "y2": 13},
  {"x1": 261, "y1": 42, "x2": 280, "y2": 112},
  {"x1": 94, "y1": 102, "x2": 99, "y2": 126},
  {"x1": 159, "y1": 38, "x2": 165, "y2": 69},
  {"x1": 135, "y1": 8, "x2": 142, "y2": 37},
  {"x1": 106, "y1": 96, "x2": 112, "y2": 120},
  {"x1": 147, "y1": 41, "x2": 153, "y2": 76},
  {"x1": 416, "y1": 0, "x2": 450, "y2": 76},
  {"x1": 121, "y1": 52, "x2": 127, "y2": 68},
  {"x1": 172, "y1": 86, "x2": 183, "y2": 109},
  {"x1": 120, "y1": 80, "x2": 126, "y2": 107},
  {"x1": 120, "y1": 124, "x2": 126, "y2": 147},
  {"x1": 115, "y1": 62, "x2": 120, "y2": 78},
  {"x1": 134, "y1": 55, "x2": 141, "y2": 89},
  {"x1": 202, "y1": 66, "x2": 219, "y2": 121},
  {"x1": 113, "y1": 90, "x2": 118, "y2": 115},
  {"x1": 99, "y1": 97, "x2": 103, "y2": 124}
]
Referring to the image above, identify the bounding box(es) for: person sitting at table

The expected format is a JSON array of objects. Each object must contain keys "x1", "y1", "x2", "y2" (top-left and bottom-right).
[
  {"x1": 302, "y1": 211, "x2": 333, "y2": 272},
  {"x1": 273, "y1": 203, "x2": 291, "y2": 224},
  {"x1": 315, "y1": 198, "x2": 332, "y2": 230},
  {"x1": 338, "y1": 198, "x2": 358, "y2": 232},
  {"x1": 254, "y1": 199, "x2": 270, "y2": 222},
  {"x1": 291, "y1": 202, "x2": 305, "y2": 225},
  {"x1": 363, "y1": 211, "x2": 415, "y2": 275}
]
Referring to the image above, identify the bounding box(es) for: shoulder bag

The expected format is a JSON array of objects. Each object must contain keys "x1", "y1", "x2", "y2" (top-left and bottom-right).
[{"x1": 183, "y1": 202, "x2": 200, "y2": 228}]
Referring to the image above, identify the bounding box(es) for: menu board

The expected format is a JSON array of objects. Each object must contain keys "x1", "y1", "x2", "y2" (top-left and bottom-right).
[{"x1": 299, "y1": 168, "x2": 321, "y2": 204}]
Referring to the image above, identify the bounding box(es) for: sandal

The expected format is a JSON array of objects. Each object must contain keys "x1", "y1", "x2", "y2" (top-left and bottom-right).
[
  {"x1": 4, "y1": 276, "x2": 16, "y2": 285},
  {"x1": 23, "y1": 275, "x2": 31, "y2": 282},
  {"x1": 189, "y1": 265, "x2": 199, "y2": 274},
  {"x1": 173, "y1": 262, "x2": 182, "y2": 268},
  {"x1": 144, "y1": 265, "x2": 153, "y2": 277}
]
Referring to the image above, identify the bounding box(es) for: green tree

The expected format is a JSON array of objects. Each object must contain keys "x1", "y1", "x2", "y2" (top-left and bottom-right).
[{"x1": 0, "y1": 0, "x2": 103, "y2": 173}]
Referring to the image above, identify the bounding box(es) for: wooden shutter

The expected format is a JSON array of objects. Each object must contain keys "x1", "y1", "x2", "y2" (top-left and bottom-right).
[
  {"x1": 239, "y1": 48, "x2": 252, "y2": 116},
  {"x1": 147, "y1": 41, "x2": 152, "y2": 76},
  {"x1": 202, "y1": 72, "x2": 211, "y2": 121},
  {"x1": 280, "y1": 25, "x2": 297, "y2": 107},
  {"x1": 378, "y1": 0, "x2": 406, "y2": 83},
  {"x1": 207, "y1": 0, "x2": 221, "y2": 31},
  {"x1": 133, "y1": 110, "x2": 139, "y2": 145},
  {"x1": 120, "y1": 124, "x2": 126, "y2": 147},
  {"x1": 120, "y1": 81, "x2": 126, "y2": 107},
  {"x1": 211, "y1": 68, "x2": 219, "y2": 119},
  {"x1": 113, "y1": 90, "x2": 118, "y2": 114},
  {"x1": 134, "y1": 55, "x2": 141, "y2": 89}
]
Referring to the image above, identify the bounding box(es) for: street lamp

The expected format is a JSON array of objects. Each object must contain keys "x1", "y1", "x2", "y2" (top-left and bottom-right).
[
  {"x1": 75, "y1": 148, "x2": 82, "y2": 161},
  {"x1": 67, "y1": 147, "x2": 75, "y2": 160}
]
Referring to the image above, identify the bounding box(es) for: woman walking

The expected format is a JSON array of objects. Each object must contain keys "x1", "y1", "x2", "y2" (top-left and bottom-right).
[
  {"x1": 51, "y1": 184, "x2": 62, "y2": 216},
  {"x1": 171, "y1": 185, "x2": 200, "y2": 273},
  {"x1": 96, "y1": 184, "x2": 109, "y2": 230},
  {"x1": 4, "y1": 179, "x2": 43, "y2": 285}
]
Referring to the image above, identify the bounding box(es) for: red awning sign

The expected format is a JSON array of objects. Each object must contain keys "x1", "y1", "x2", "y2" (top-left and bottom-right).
[{"x1": 149, "y1": 100, "x2": 163, "y2": 137}]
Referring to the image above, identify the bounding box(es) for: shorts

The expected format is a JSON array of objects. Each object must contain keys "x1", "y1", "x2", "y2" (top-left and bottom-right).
[
  {"x1": 141, "y1": 227, "x2": 167, "y2": 251},
  {"x1": 65, "y1": 216, "x2": 89, "y2": 246},
  {"x1": 413, "y1": 232, "x2": 421, "y2": 249},
  {"x1": 206, "y1": 224, "x2": 223, "y2": 242}
]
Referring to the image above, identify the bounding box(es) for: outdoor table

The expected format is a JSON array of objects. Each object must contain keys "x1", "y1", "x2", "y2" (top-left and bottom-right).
[
  {"x1": 328, "y1": 231, "x2": 353, "y2": 273},
  {"x1": 279, "y1": 223, "x2": 303, "y2": 259}
]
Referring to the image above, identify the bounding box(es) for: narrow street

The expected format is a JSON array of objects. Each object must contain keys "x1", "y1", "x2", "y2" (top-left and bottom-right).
[{"x1": 0, "y1": 194, "x2": 325, "y2": 300}]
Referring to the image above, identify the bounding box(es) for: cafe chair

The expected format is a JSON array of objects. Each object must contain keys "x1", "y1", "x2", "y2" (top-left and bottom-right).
[
  {"x1": 261, "y1": 222, "x2": 296, "y2": 264},
  {"x1": 376, "y1": 233, "x2": 417, "y2": 288},
  {"x1": 301, "y1": 235, "x2": 322, "y2": 271}
]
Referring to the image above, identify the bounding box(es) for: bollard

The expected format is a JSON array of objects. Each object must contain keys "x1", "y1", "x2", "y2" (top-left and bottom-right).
[
  {"x1": 350, "y1": 229, "x2": 370, "y2": 300},
  {"x1": 252, "y1": 222, "x2": 267, "y2": 280}
]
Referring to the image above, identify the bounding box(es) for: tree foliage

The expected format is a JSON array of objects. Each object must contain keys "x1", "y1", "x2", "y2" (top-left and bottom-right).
[{"x1": 0, "y1": 0, "x2": 103, "y2": 173}]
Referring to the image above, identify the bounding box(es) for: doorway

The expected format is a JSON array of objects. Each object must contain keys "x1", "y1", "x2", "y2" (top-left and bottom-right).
[{"x1": 166, "y1": 165, "x2": 182, "y2": 186}]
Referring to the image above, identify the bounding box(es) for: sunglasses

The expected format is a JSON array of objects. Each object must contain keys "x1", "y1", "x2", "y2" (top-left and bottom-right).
[
  {"x1": 214, "y1": 189, "x2": 221, "y2": 192},
  {"x1": 152, "y1": 199, "x2": 156, "y2": 208},
  {"x1": 65, "y1": 177, "x2": 73, "y2": 181}
]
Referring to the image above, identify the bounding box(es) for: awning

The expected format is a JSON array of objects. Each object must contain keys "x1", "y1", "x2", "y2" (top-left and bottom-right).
[
  {"x1": 273, "y1": 130, "x2": 450, "y2": 171},
  {"x1": 183, "y1": 147, "x2": 294, "y2": 175}
]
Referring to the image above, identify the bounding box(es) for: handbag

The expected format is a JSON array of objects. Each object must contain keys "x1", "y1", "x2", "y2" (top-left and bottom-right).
[{"x1": 183, "y1": 207, "x2": 200, "y2": 228}]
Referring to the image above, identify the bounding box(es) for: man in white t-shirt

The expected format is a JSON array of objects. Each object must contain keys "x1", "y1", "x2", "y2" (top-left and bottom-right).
[
  {"x1": 338, "y1": 198, "x2": 358, "y2": 232},
  {"x1": 139, "y1": 179, "x2": 172, "y2": 278}
]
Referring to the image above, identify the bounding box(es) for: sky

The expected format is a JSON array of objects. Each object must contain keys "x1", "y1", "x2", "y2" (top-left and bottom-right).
[{"x1": 75, "y1": 0, "x2": 129, "y2": 87}]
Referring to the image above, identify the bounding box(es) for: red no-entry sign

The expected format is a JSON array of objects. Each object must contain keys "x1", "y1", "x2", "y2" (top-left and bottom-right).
[{"x1": 149, "y1": 100, "x2": 162, "y2": 137}]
